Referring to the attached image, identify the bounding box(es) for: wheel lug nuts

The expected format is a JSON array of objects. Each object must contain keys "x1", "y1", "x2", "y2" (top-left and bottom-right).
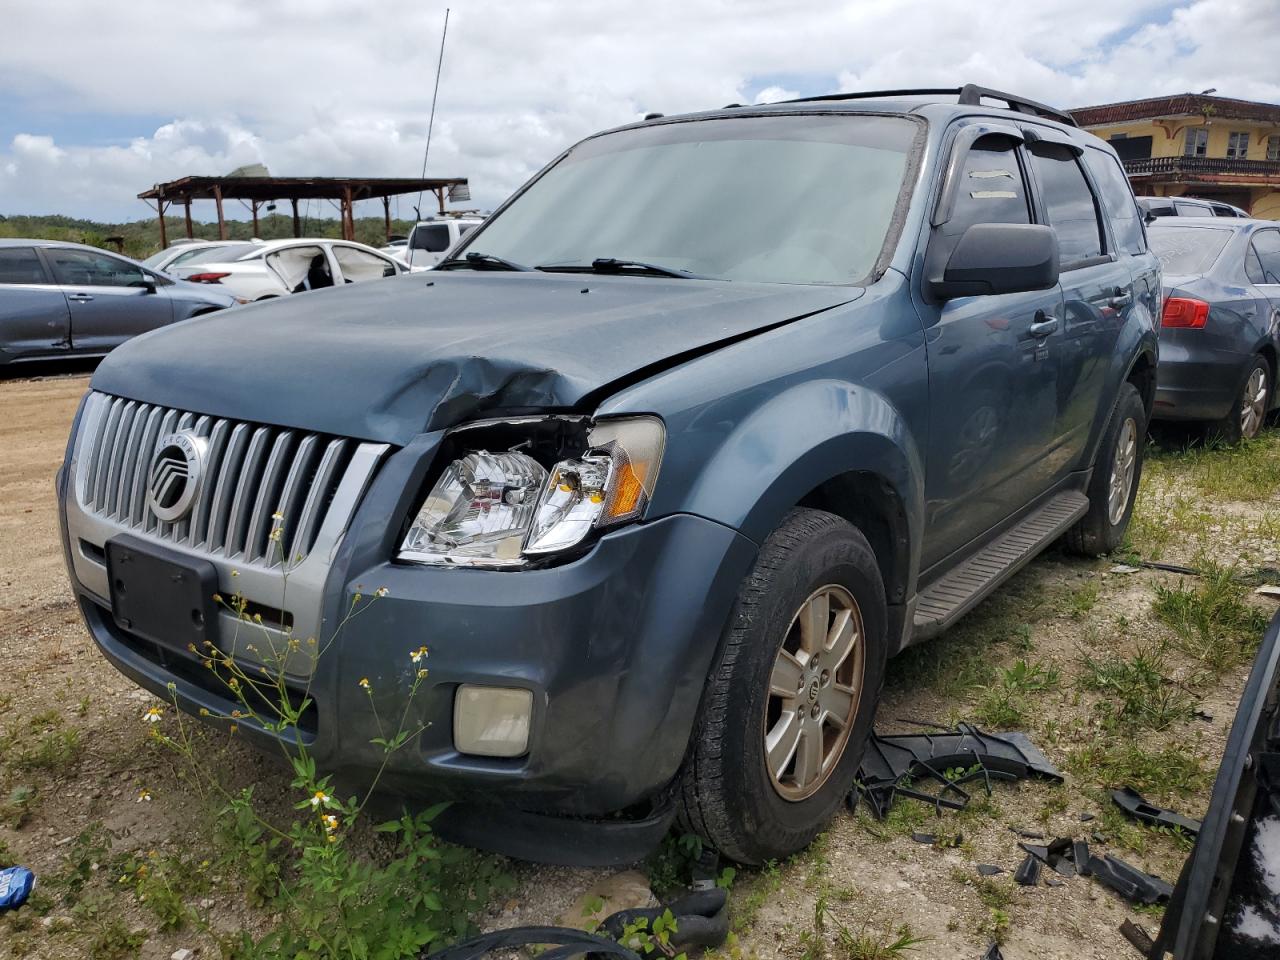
[
  {"x1": 810, "y1": 705, "x2": 820, "y2": 719},
  {"x1": 820, "y1": 670, "x2": 830, "y2": 685}
]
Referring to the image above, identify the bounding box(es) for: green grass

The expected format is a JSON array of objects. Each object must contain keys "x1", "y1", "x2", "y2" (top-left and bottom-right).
[
  {"x1": 1078, "y1": 645, "x2": 1195, "y2": 731},
  {"x1": 1152, "y1": 566, "x2": 1270, "y2": 671},
  {"x1": 972, "y1": 658, "x2": 1061, "y2": 727},
  {"x1": 1144, "y1": 430, "x2": 1280, "y2": 504},
  {"x1": 1066, "y1": 740, "x2": 1211, "y2": 801}
]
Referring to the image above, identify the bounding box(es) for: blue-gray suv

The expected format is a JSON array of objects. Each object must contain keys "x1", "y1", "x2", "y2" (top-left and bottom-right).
[{"x1": 58, "y1": 85, "x2": 1161, "y2": 866}]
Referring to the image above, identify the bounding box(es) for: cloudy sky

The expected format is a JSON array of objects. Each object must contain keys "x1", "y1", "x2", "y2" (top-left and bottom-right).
[{"x1": 4, "y1": 0, "x2": 1279, "y2": 223}]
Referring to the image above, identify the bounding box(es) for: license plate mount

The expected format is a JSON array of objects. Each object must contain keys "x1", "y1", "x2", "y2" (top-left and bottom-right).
[{"x1": 106, "y1": 535, "x2": 219, "y2": 655}]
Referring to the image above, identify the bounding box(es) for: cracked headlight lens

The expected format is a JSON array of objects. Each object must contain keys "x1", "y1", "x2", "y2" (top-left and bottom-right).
[{"x1": 399, "y1": 416, "x2": 665, "y2": 568}]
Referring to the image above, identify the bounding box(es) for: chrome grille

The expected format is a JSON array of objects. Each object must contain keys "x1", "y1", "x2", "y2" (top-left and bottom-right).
[{"x1": 77, "y1": 392, "x2": 372, "y2": 566}]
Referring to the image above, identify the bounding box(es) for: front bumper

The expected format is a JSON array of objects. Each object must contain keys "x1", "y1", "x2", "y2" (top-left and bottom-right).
[{"x1": 62, "y1": 431, "x2": 757, "y2": 817}]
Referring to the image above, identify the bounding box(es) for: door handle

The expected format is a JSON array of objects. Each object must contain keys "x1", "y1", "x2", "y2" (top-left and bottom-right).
[
  {"x1": 67, "y1": 293, "x2": 94, "y2": 302},
  {"x1": 1108, "y1": 289, "x2": 1133, "y2": 308},
  {"x1": 1028, "y1": 314, "x2": 1059, "y2": 338}
]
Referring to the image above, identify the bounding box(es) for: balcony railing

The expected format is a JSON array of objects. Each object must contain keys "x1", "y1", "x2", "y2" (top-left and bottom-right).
[{"x1": 1123, "y1": 155, "x2": 1280, "y2": 180}]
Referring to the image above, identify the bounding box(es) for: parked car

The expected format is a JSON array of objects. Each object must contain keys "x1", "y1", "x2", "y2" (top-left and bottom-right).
[
  {"x1": 0, "y1": 239, "x2": 237, "y2": 368},
  {"x1": 141, "y1": 240, "x2": 263, "y2": 275},
  {"x1": 1138, "y1": 195, "x2": 1251, "y2": 220},
  {"x1": 167, "y1": 238, "x2": 405, "y2": 300},
  {"x1": 402, "y1": 216, "x2": 484, "y2": 270},
  {"x1": 1147, "y1": 218, "x2": 1280, "y2": 441},
  {"x1": 59, "y1": 85, "x2": 1160, "y2": 866}
]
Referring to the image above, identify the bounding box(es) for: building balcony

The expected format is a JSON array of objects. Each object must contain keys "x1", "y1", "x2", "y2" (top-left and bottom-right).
[{"x1": 1123, "y1": 155, "x2": 1280, "y2": 184}]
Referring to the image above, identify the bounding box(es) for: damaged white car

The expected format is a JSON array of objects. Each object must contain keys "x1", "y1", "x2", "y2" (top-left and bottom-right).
[{"x1": 167, "y1": 238, "x2": 404, "y2": 301}]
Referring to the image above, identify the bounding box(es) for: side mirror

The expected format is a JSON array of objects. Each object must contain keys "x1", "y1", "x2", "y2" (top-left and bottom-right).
[
  {"x1": 141, "y1": 274, "x2": 158, "y2": 294},
  {"x1": 929, "y1": 223, "x2": 1059, "y2": 301}
]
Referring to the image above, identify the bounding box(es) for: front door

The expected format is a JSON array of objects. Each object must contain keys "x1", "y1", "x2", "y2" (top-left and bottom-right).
[
  {"x1": 0, "y1": 246, "x2": 71, "y2": 361},
  {"x1": 919, "y1": 131, "x2": 1065, "y2": 568},
  {"x1": 43, "y1": 247, "x2": 173, "y2": 354}
]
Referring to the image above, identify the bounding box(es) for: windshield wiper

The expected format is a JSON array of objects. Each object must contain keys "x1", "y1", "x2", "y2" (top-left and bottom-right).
[
  {"x1": 437, "y1": 251, "x2": 532, "y2": 272},
  {"x1": 538, "y1": 257, "x2": 708, "y2": 279}
]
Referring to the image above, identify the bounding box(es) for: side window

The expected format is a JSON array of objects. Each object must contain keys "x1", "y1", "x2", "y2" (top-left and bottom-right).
[
  {"x1": 458, "y1": 223, "x2": 477, "y2": 238},
  {"x1": 1246, "y1": 246, "x2": 1265, "y2": 285},
  {"x1": 1251, "y1": 230, "x2": 1280, "y2": 284},
  {"x1": 411, "y1": 224, "x2": 452, "y2": 253},
  {"x1": 1183, "y1": 128, "x2": 1207, "y2": 157},
  {"x1": 47, "y1": 248, "x2": 148, "y2": 288},
  {"x1": 1082, "y1": 149, "x2": 1145, "y2": 255},
  {"x1": 1029, "y1": 144, "x2": 1103, "y2": 267},
  {"x1": 333, "y1": 245, "x2": 397, "y2": 282},
  {"x1": 1226, "y1": 131, "x2": 1250, "y2": 159},
  {"x1": 932, "y1": 134, "x2": 1029, "y2": 270},
  {"x1": 265, "y1": 245, "x2": 333, "y2": 292},
  {"x1": 0, "y1": 247, "x2": 48, "y2": 284},
  {"x1": 1174, "y1": 202, "x2": 1213, "y2": 218}
]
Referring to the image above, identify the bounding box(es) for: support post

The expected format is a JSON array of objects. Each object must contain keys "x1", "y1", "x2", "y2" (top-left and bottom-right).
[
  {"x1": 156, "y1": 199, "x2": 168, "y2": 249},
  {"x1": 436, "y1": 187, "x2": 446, "y2": 214},
  {"x1": 183, "y1": 200, "x2": 193, "y2": 239},
  {"x1": 251, "y1": 200, "x2": 260, "y2": 237},
  {"x1": 383, "y1": 196, "x2": 392, "y2": 240},
  {"x1": 342, "y1": 186, "x2": 354, "y2": 241},
  {"x1": 291, "y1": 199, "x2": 301, "y2": 237},
  {"x1": 213, "y1": 185, "x2": 227, "y2": 240}
]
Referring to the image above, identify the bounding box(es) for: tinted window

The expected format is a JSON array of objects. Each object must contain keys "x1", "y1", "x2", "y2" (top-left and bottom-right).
[
  {"x1": 1246, "y1": 246, "x2": 1265, "y2": 285},
  {"x1": 1147, "y1": 226, "x2": 1232, "y2": 276},
  {"x1": 1252, "y1": 230, "x2": 1280, "y2": 284},
  {"x1": 950, "y1": 136, "x2": 1030, "y2": 231},
  {"x1": 1174, "y1": 202, "x2": 1213, "y2": 218},
  {"x1": 0, "y1": 247, "x2": 48, "y2": 284},
  {"x1": 462, "y1": 114, "x2": 919, "y2": 284},
  {"x1": 47, "y1": 248, "x2": 148, "y2": 287},
  {"x1": 1029, "y1": 144, "x2": 1103, "y2": 265},
  {"x1": 1083, "y1": 149, "x2": 1145, "y2": 255},
  {"x1": 412, "y1": 224, "x2": 452, "y2": 252}
]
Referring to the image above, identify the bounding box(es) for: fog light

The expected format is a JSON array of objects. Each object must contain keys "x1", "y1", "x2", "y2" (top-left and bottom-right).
[{"x1": 453, "y1": 685, "x2": 533, "y2": 757}]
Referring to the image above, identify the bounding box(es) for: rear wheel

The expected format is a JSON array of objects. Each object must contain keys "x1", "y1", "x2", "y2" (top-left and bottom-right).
[
  {"x1": 1065, "y1": 381, "x2": 1146, "y2": 557},
  {"x1": 677, "y1": 508, "x2": 887, "y2": 864},
  {"x1": 1207, "y1": 356, "x2": 1270, "y2": 444}
]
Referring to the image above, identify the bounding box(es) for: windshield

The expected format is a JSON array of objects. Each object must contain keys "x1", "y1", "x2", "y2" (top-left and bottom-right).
[
  {"x1": 461, "y1": 114, "x2": 919, "y2": 285},
  {"x1": 1149, "y1": 226, "x2": 1232, "y2": 276}
]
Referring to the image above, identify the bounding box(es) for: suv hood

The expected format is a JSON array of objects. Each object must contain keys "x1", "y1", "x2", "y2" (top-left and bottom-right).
[{"x1": 92, "y1": 271, "x2": 859, "y2": 445}]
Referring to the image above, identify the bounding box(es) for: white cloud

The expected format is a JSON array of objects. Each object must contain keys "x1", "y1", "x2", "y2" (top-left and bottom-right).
[{"x1": 2, "y1": 0, "x2": 1278, "y2": 221}]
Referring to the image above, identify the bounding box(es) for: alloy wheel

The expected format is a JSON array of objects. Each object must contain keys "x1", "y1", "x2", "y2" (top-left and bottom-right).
[
  {"x1": 763, "y1": 584, "x2": 865, "y2": 801},
  {"x1": 1241, "y1": 366, "x2": 1268, "y2": 440},
  {"x1": 1107, "y1": 417, "x2": 1138, "y2": 526}
]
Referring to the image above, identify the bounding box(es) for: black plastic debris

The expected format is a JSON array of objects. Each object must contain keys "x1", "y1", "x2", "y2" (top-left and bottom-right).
[
  {"x1": 598, "y1": 889, "x2": 730, "y2": 954},
  {"x1": 1079, "y1": 812, "x2": 1095, "y2": 822},
  {"x1": 1073, "y1": 839, "x2": 1092, "y2": 876},
  {"x1": 1087, "y1": 854, "x2": 1173, "y2": 906},
  {"x1": 982, "y1": 943, "x2": 1005, "y2": 960},
  {"x1": 852, "y1": 723, "x2": 1063, "y2": 818},
  {"x1": 911, "y1": 832, "x2": 937, "y2": 845},
  {"x1": 1013, "y1": 828, "x2": 1046, "y2": 839},
  {"x1": 1014, "y1": 852, "x2": 1043, "y2": 886},
  {"x1": 977, "y1": 864, "x2": 1005, "y2": 877},
  {"x1": 1111, "y1": 787, "x2": 1202, "y2": 837},
  {"x1": 1121, "y1": 919, "x2": 1156, "y2": 955},
  {"x1": 1045, "y1": 877, "x2": 1064, "y2": 887}
]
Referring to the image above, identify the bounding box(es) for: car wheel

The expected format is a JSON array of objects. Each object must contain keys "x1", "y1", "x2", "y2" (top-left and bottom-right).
[
  {"x1": 1207, "y1": 356, "x2": 1270, "y2": 444},
  {"x1": 677, "y1": 508, "x2": 886, "y2": 865},
  {"x1": 1064, "y1": 381, "x2": 1146, "y2": 557}
]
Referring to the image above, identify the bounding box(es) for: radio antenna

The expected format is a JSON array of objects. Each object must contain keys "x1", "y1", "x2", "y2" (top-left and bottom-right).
[{"x1": 414, "y1": 7, "x2": 450, "y2": 220}]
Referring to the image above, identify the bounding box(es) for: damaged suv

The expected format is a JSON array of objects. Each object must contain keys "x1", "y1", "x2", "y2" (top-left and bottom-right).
[{"x1": 59, "y1": 85, "x2": 1160, "y2": 866}]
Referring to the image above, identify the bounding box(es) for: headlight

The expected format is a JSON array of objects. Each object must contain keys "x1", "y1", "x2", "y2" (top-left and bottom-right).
[{"x1": 399, "y1": 416, "x2": 665, "y2": 568}]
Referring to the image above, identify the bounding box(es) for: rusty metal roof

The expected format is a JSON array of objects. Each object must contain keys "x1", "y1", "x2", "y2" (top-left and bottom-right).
[
  {"x1": 1071, "y1": 94, "x2": 1280, "y2": 127},
  {"x1": 138, "y1": 175, "x2": 467, "y2": 202}
]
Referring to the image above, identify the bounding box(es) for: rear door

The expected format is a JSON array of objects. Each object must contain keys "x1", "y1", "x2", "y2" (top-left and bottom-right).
[
  {"x1": 919, "y1": 128, "x2": 1065, "y2": 566},
  {"x1": 44, "y1": 247, "x2": 174, "y2": 353},
  {"x1": 1246, "y1": 229, "x2": 1280, "y2": 406},
  {"x1": 264, "y1": 245, "x2": 334, "y2": 293},
  {"x1": 331, "y1": 244, "x2": 400, "y2": 284},
  {"x1": 1026, "y1": 139, "x2": 1135, "y2": 479},
  {"x1": 0, "y1": 245, "x2": 71, "y2": 361}
]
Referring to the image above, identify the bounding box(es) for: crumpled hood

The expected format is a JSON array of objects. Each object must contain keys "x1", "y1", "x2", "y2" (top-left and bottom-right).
[{"x1": 92, "y1": 271, "x2": 859, "y2": 445}]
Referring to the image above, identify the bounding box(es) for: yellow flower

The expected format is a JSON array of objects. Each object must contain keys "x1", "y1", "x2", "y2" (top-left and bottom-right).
[
  {"x1": 410, "y1": 645, "x2": 429, "y2": 664},
  {"x1": 375, "y1": 587, "x2": 389, "y2": 598},
  {"x1": 358, "y1": 677, "x2": 370, "y2": 690},
  {"x1": 137, "y1": 788, "x2": 152, "y2": 803},
  {"x1": 321, "y1": 813, "x2": 339, "y2": 833},
  {"x1": 310, "y1": 790, "x2": 330, "y2": 808},
  {"x1": 142, "y1": 706, "x2": 163, "y2": 724},
  {"x1": 228, "y1": 723, "x2": 238, "y2": 735},
  {"x1": 416, "y1": 668, "x2": 429, "y2": 680}
]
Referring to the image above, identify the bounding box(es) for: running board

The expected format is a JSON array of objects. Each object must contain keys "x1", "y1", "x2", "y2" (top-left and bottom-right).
[{"x1": 912, "y1": 491, "x2": 1090, "y2": 640}]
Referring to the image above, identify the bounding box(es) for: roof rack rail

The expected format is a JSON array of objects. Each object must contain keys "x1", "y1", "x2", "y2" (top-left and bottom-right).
[{"x1": 779, "y1": 84, "x2": 1077, "y2": 127}]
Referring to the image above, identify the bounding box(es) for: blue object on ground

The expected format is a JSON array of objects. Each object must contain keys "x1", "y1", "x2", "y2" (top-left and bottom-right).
[{"x1": 0, "y1": 866, "x2": 34, "y2": 910}]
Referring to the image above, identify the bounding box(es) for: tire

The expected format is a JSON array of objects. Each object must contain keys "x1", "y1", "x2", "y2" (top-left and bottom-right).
[
  {"x1": 1206, "y1": 356, "x2": 1271, "y2": 444},
  {"x1": 676, "y1": 508, "x2": 887, "y2": 865},
  {"x1": 1064, "y1": 381, "x2": 1146, "y2": 557}
]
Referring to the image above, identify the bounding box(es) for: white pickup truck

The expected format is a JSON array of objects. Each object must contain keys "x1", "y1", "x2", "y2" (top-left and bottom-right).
[{"x1": 401, "y1": 216, "x2": 485, "y2": 271}]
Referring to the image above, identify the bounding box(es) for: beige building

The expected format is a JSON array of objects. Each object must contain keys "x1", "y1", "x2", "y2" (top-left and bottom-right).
[{"x1": 1071, "y1": 93, "x2": 1280, "y2": 219}]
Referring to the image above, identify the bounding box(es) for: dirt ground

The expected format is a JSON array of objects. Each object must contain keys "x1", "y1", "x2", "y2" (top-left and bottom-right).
[{"x1": 1, "y1": 367, "x2": 1277, "y2": 960}]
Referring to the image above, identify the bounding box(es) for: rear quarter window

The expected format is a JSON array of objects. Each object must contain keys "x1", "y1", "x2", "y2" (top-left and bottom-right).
[{"x1": 1083, "y1": 148, "x2": 1146, "y2": 255}]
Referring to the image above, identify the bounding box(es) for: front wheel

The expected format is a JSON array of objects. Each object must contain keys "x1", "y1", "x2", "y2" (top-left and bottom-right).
[
  {"x1": 1064, "y1": 381, "x2": 1146, "y2": 557},
  {"x1": 676, "y1": 508, "x2": 887, "y2": 865}
]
